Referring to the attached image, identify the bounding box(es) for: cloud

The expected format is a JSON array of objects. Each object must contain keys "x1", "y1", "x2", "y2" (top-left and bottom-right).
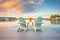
[{"x1": 0, "y1": 0, "x2": 44, "y2": 14}]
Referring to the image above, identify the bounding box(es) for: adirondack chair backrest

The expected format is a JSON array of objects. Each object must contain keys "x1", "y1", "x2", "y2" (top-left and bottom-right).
[
  {"x1": 18, "y1": 17, "x2": 25, "y2": 25},
  {"x1": 36, "y1": 17, "x2": 43, "y2": 27}
]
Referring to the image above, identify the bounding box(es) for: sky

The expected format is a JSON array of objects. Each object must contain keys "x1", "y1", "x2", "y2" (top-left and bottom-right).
[
  {"x1": 39, "y1": 0, "x2": 60, "y2": 14},
  {"x1": 0, "y1": 0, "x2": 60, "y2": 18}
]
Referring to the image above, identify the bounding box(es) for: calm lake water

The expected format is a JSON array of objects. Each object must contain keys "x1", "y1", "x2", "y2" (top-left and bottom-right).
[{"x1": 44, "y1": 20, "x2": 60, "y2": 33}]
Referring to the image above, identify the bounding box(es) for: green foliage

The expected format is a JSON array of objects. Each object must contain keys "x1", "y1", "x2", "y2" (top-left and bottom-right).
[{"x1": 50, "y1": 14, "x2": 60, "y2": 18}]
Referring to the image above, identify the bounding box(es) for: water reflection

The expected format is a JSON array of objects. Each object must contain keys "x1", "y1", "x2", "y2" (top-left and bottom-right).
[
  {"x1": 50, "y1": 20, "x2": 60, "y2": 24},
  {"x1": 50, "y1": 15, "x2": 60, "y2": 24}
]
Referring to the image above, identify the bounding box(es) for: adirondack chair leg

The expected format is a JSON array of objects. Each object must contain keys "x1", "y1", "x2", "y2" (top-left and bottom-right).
[
  {"x1": 33, "y1": 27, "x2": 36, "y2": 32},
  {"x1": 33, "y1": 28, "x2": 36, "y2": 32},
  {"x1": 33, "y1": 29, "x2": 35, "y2": 32},
  {"x1": 35, "y1": 29, "x2": 36, "y2": 32},
  {"x1": 40, "y1": 29, "x2": 42, "y2": 32},
  {"x1": 40, "y1": 27, "x2": 43, "y2": 32},
  {"x1": 17, "y1": 27, "x2": 20, "y2": 32}
]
